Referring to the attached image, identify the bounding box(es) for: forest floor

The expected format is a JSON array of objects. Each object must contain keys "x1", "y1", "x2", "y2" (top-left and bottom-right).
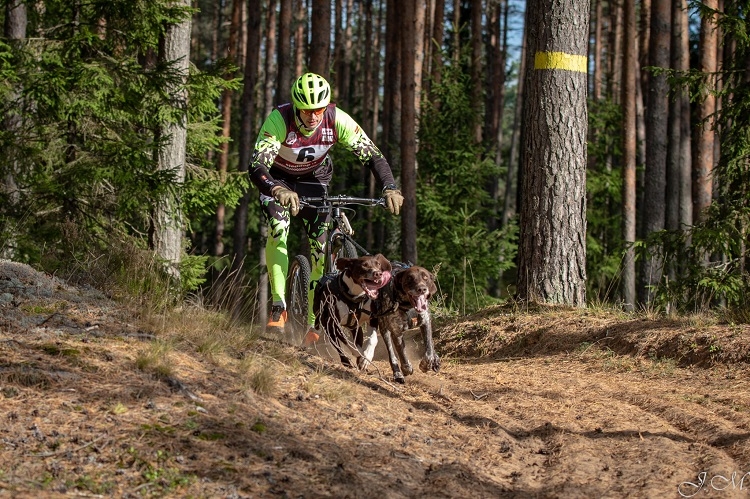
[{"x1": 1, "y1": 259, "x2": 750, "y2": 498}]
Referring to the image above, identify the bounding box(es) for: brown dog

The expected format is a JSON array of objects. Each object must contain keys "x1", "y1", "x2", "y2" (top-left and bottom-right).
[
  {"x1": 313, "y1": 254, "x2": 392, "y2": 369},
  {"x1": 374, "y1": 262, "x2": 440, "y2": 383}
]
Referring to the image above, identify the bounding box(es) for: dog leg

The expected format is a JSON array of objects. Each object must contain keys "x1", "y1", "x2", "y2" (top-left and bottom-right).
[
  {"x1": 393, "y1": 332, "x2": 413, "y2": 377},
  {"x1": 418, "y1": 311, "x2": 441, "y2": 373},
  {"x1": 380, "y1": 327, "x2": 405, "y2": 384},
  {"x1": 356, "y1": 326, "x2": 378, "y2": 370}
]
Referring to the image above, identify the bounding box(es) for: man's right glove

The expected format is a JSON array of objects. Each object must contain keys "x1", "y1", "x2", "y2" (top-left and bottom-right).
[
  {"x1": 384, "y1": 188, "x2": 404, "y2": 215},
  {"x1": 273, "y1": 186, "x2": 300, "y2": 216}
]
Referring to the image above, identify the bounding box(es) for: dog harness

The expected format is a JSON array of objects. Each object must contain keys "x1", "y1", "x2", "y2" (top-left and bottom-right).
[
  {"x1": 372, "y1": 262, "x2": 423, "y2": 329},
  {"x1": 316, "y1": 271, "x2": 373, "y2": 329}
]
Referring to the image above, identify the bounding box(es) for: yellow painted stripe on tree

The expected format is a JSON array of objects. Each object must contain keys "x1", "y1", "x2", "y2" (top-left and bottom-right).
[{"x1": 534, "y1": 52, "x2": 587, "y2": 72}]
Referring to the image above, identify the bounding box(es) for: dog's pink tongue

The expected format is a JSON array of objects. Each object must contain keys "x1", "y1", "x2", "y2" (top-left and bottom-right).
[
  {"x1": 364, "y1": 271, "x2": 391, "y2": 299},
  {"x1": 412, "y1": 294, "x2": 429, "y2": 312},
  {"x1": 380, "y1": 271, "x2": 392, "y2": 286}
]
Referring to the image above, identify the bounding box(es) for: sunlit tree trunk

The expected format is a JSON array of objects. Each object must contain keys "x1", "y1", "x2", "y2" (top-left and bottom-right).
[
  {"x1": 677, "y1": 0, "x2": 692, "y2": 233},
  {"x1": 503, "y1": 7, "x2": 527, "y2": 229},
  {"x1": 694, "y1": 0, "x2": 717, "y2": 224},
  {"x1": 401, "y1": 0, "x2": 418, "y2": 263},
  {"x1": 518, "y1": 0, "x2": 589, "y2": 306},
  {"x1": 154, "y1": 0, "x2": 192, "y2": 279},
  {"x1": 622, "y1": 0, "x2": 637, "y2": 310}
]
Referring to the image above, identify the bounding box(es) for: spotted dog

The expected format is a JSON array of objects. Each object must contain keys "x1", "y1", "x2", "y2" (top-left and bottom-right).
[
  {"x1": 374, "y1": 263, "x2": 440, "y2": 383},
  {"x1": 313, "y1": 254, "x2": 392, "y2": 370}
]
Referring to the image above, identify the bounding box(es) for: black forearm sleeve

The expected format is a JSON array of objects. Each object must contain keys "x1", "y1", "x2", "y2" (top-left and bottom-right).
[
  {"x1": 249, "y1": 150, "x2": 280, "y2": 197},
  {"x1": 367, "y1": 156, "x2": 396, "y2": 189}
]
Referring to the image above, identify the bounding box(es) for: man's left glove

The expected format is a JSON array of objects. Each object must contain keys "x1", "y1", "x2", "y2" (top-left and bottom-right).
[{"x1": 384, "y1": 188, "x2": 404, "y2": 215}]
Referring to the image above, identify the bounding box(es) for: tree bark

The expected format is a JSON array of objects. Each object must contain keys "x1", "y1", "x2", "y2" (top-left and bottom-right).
[
  {"x1": 310, "y1": 0, "x2": 331, "y2": 78},
  {"x1": 154, "y1": 0, "x2": 192, "y2": 279},
  {"x1": 293, "y1": 0, "x2": 305, "y2": 75},
  {"x1": 401, "y1": 0, "x2": 418, "y2": 263},
  {"x1": 214, "y1": 0, "x2": 242, "y2": 257},
  {"x1": 517, "y1": 0, "x2": 589, "y2": 306},
  {"x1": 503, "y1": 5, "x2": 527, "y2": 229},
  {"x1": 677, "y1": 0, "x2": 692, "y2": 231},
  {"x1": 276, "y1": 0, "x2": 293, "y2": 106},
  {"x1": 429, "y1": 0, "x2": 445, "y2": 94},
  {"x1": 470, "y1": 0, "x2": 483, "y2": 144},
  {"x1": 622, "y1": 0, "x2": 637, "y2": 310},
  {"x1": 232, "y1": 0, "x2": 262, "y2": 271},
  {"x1": 263, "y1": 0, "x2": 278, "y2": 117},
  {"x1": 694, "y1": 0, "x2": 718, "y2": 224},
  {"x1": 1, "y1": 0, "x2": 27, "y2": 260},
  {"x1": 639, "y1": 0, "x2": 671, "y2": 303}
]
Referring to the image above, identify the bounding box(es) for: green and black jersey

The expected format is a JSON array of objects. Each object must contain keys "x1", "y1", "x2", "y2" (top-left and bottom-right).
[{"x1": 249, "y1": 103, "x2": 395, "y2": 196}]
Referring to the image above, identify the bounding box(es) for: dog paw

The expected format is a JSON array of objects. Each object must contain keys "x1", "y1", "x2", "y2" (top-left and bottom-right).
[
  {"x1": 419, "y1": 355, "x2": 441, "y2": 373},
  {"x1": 394, "y1": 372, "x2": 405, "y2": 384},
  {"x1": 356, "y1": 357, "x2": 370, "y2": 371}
]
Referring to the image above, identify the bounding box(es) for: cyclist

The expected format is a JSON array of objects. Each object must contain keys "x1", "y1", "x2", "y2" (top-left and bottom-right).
[{"x1": 248, "y1": 72, "x2": 403, "y2": 341}]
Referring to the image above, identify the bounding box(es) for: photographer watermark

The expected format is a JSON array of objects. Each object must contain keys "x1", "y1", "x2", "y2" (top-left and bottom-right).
[{"x1": 679, "y1": 471, "x2": 750, "y2": 497}]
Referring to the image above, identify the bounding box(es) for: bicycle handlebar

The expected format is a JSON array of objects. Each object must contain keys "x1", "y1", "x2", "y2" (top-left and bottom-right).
[{"x1": 299, "y1": 195, "x2": 386, "y2": 208}]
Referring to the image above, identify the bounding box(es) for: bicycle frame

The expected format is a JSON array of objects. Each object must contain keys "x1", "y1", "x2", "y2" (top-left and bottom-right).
[
  {"x1": 286, "y1": 194, "x2": 385, "y2": 339},
  {"x1": 300, "y1": 194, "x2": 386, "y2": 273}
]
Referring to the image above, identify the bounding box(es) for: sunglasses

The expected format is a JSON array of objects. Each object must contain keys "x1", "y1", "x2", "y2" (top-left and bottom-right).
[{"x1": 300, "y1": 107, "x2": 326, "y2": 117}]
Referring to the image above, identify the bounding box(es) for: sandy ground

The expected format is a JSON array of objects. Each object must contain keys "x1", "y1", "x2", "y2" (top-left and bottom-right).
[{"x1": 1, "y1": 259, "x2": 749, "y2": 498}]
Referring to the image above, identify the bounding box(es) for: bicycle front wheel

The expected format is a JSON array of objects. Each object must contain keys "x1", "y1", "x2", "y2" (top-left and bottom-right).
[
  {"x1": 329, "y1": 232, "x2": 358, "y2": 273},
  {"x1": 286, "y1": 254, "x2": 311, "y2": 340}
]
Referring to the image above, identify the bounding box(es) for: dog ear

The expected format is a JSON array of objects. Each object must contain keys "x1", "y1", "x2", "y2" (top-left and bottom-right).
[
  {"x1": 374, "y1": 254, "x2": 392, "y2": 271},
  {"x1": 424, "y1": 269, "x2": 438, "y2": 296},
  {"x1": 336, "y1": 258, "x2": 354, "y2": 271}
]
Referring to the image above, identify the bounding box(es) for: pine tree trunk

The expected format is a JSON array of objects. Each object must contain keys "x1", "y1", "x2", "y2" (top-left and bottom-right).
[
  {"x1": 310, "y1": 0, "x2": 331, "y2": 78},
  {"x1": 276, "y1": 0, "x2": 292, "y2": 106},
  {"x1": 154, "y1": 0, "x2": 192, "y2": 279},
  {"x1": 263, "y1": 0, "x2": 278, "y2": 117},
  {"x1": 694, "y1": 0, "x2": 717, "y2": 224},
  {"x1": 470, "y1": 0, "x2": 483, "y2": 144},
  {"x1": 517, "y1": 0, "x2": 589, "y2": 306},
  {"x1": 429, "y1": 0, "x2": 445, "y2": 93},
  {"x1": 401, "y1": 0, "x2": 418, "y2": 263},
  {"x1": 502, "y1": 7, "x2": 527, "y2": 229},
  {"x1": 639, "y1": 0, "x2": 671, "y2": 303},
  {"x1": 214, "y1": 0, "x2": 242, "y2": 257},
  {"x1": 1, "y1": 0, "x2": 26, "y2": 260},
  {"x1": 592, "y1": 0, "x2": 603, "y2": 101},
  {"x1": 293, "y1": 0, "x2": 305, "y2": 76},
  {"x1": 231, "y1": 0, "x2": 261, "y2": 271},
  {"x1": 622, "y1": 0, "x2": 637, "y2": 310},
  {"x1": 677, "y1": 0, "x2": 692, "y2": 231}
]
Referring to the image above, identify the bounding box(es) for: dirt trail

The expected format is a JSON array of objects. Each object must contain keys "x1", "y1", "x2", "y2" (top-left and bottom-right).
[{"x1": 1, "y1": 260, "x2": 749, "y2": 498}]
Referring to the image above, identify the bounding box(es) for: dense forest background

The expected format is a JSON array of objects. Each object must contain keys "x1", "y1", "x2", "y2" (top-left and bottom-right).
[{"x1": 1, "y1": 0, "x2": 749, "y2": 322}]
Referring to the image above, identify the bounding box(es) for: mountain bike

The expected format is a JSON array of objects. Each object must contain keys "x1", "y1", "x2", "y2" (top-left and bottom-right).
[{"x1": 285, "y1": 194, "x2": 386, "y2": 340}]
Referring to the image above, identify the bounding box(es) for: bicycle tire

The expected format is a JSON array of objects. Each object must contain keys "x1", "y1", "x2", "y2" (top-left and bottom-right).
[
  {"x1": 329, "y1": 233, "x2": 358, "y2": 272},
  {"x1": 286, "y1": 254, "x2": 311, "y2": 339}
]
